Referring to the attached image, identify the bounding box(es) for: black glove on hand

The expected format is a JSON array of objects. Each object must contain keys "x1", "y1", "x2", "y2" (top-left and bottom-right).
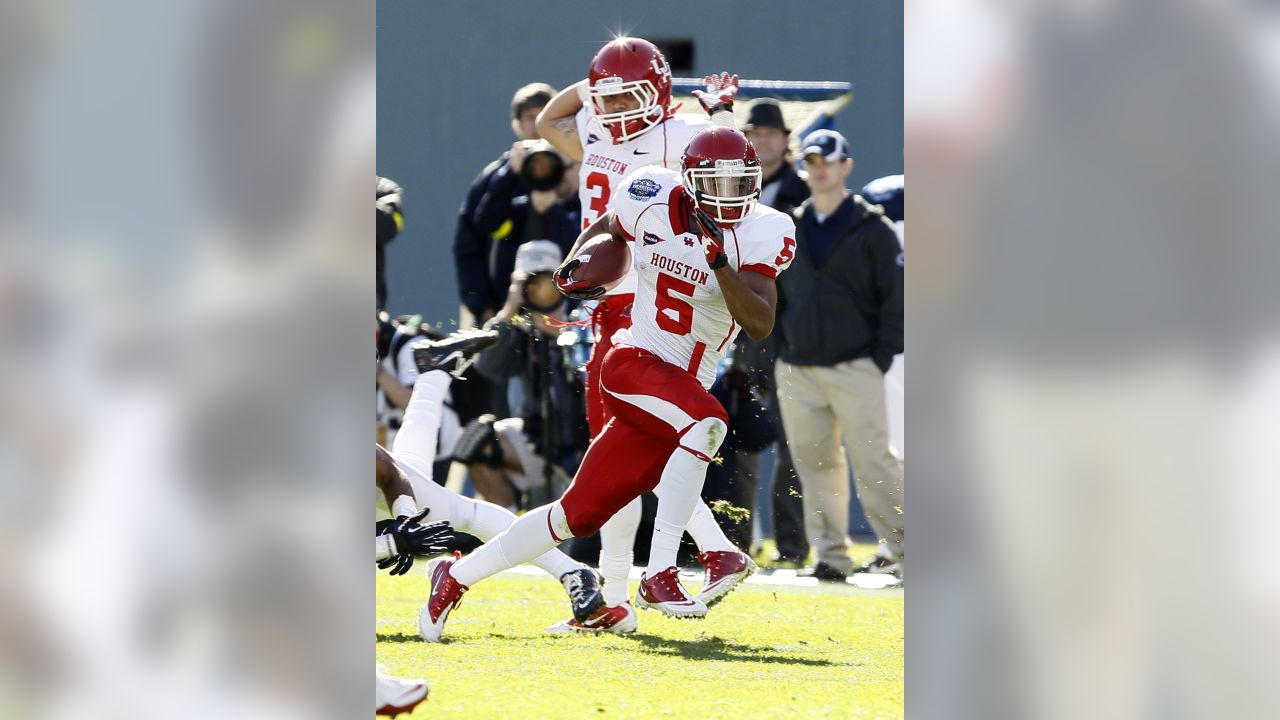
[
  {"x1": 554, "y1": 259, "x2": 606, "y2": 301},
  {"x1": 691, "y1": 204, "x2": 728, "y2": 270},
  {"x1": 376, "y1": 509, "x2": 456, "y2": 576}
]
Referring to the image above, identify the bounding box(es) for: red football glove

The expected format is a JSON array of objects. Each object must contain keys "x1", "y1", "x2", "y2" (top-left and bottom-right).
[
  {"x1": 691, "y1": 205, "x2": 728, "y2": 270},
  {"x1": 554, "y1": 259, "x2": 606, "y2": 300},
  {"x1": 692, "y1": 72, "x2": 740, "y2": 117}
]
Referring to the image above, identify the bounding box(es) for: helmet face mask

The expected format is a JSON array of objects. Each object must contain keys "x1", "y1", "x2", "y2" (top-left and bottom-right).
[
  {"x1": 684, "y1": 165, "x2": 761, "y2": 224},
  {"x1": 680, "y1": 130, "x2": 763, "y2": 226},
  {"x1": 587, "y1": 79, "x2": 664, "y2": 142}
]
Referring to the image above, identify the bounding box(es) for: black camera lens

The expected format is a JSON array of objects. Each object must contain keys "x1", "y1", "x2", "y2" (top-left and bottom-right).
[{"x1": 520, "y1": 142, "x2": 566, "y2": 192}]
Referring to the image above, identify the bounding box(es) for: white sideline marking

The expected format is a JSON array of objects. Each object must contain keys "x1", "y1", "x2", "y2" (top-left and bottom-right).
[{"x1": 497, "y1": 564, "x2": 902, "y2": 590}]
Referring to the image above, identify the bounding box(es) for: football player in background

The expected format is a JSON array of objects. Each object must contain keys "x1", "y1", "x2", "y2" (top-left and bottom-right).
[
  {"x1": 534, "y1": 37, "x2": 758, "y2": 634},
  {"x1": 419, "y1": 127, "x2": 795, "y2": 642}
]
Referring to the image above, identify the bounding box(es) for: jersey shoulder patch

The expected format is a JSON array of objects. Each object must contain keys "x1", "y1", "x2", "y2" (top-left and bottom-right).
[
  {"x1": 627, "y1": 176, "x2": 662, "y2": 201},
  {"x1": 614, "y1": 166, "x2": 681, "y2": 234}
]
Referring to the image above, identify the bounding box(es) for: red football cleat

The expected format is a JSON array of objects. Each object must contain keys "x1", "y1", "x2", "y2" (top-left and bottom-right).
[
  {"x1": 636, "y1": 567, "x2": 707, "y2": 618},
  {"x1": 696, "y1": 550, "x2": 758, "y2": 608},
  {"x1": 546, "y1": 600, "x2": 639, "y2": 635},
  {"x1": 418, "y1": 552, "x2": 468, "y2": 643}
]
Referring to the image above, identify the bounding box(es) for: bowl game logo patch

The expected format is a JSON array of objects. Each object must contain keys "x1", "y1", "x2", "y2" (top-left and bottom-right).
[{"x1": 628, "y1": 178, "x2": 660, "y2": 200}]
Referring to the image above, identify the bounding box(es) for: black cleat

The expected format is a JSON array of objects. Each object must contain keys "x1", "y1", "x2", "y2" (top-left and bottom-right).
[
  {"x1": 853, "y1": 555, "x2": 903, "y2": 578},
  {"x1": 798, "y1": 562, "x2": 849, "y2": 583},
  {"x1": 411, "y1": 329, "x2": 499, "y2": 377},
  {"x1": 559, "y1": 568, "x2": 606, "y2": 622}
]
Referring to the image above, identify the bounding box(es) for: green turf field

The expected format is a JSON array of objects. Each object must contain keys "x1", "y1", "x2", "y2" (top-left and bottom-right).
[{"x1": 376, "y1": 546, "x2": 903, "y2": 719}]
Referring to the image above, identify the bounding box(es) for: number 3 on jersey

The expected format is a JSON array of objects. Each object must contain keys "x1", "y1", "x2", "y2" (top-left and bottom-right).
[{"x1": 583, "y1": 171, "x2": 611, "y2": 228}]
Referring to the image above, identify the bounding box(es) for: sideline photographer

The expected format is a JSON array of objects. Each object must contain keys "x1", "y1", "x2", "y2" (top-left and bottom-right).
[
  {"x1": 454, "y1": 82, "x2": 557, "y2": 326},
  {"x1": 473, "y1": 139, "x2": 581, "y2": 269},
  {"x1": 452, "y1": 241, "x2": 589, "y2": 510}
]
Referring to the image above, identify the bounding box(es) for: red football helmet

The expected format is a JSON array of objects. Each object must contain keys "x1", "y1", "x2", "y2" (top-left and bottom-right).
[
  {"x1": 680, "y1": 127, "x2": 763, "y2": 225},
  {"x1": 587, "y1": 38, "x2": 673, "y2": 143}
]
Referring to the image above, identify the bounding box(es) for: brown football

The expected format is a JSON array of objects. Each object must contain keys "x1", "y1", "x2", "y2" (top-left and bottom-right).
[{"x1": 569, "y1": 233, "x2": 632, "y2": 292}]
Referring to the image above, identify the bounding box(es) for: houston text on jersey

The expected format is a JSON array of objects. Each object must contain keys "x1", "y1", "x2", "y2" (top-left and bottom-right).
[
  {"x1": 583, "y1": 153, "x2": 631, "y2": 175},
  {"x1": 650, "y1": 252, "x2": 710, "y2": 286}
]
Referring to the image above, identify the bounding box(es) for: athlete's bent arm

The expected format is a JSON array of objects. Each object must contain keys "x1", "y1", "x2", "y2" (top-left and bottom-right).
[
  {"x1": 714, "y1": 267, "x2": 776, "y2": 342},
  {"x1": 560, "y1": 210, "x2": 626, "y2": 270},
  {"x1": 535, "y1": 80, "x2": 587, "y2": 162}
]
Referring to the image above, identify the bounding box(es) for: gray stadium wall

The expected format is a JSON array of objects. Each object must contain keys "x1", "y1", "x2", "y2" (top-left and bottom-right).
[{"x1": 377, "y1": 0, "x2": 903, "y2": 320}]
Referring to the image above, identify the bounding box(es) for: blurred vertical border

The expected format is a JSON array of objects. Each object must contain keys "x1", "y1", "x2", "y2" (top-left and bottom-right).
[
  {"x1": 1, "y1": 1, "x2": 373, "y2": 717},
  {"x1": 908, "y1": 0, "x2": 1280, "y2": 718}
]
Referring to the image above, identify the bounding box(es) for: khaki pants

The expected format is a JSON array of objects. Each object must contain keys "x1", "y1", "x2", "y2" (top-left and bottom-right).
[{"x1": 776, "y1": 357, "x2": 904, "y2": 573}]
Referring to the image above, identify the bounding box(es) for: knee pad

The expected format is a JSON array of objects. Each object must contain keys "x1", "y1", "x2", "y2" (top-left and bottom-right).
[
  {"x1": 677, "y1": 416, "x2": 729, "y2": 463},
  {"x1": 452, "y1": 414, "x2": 503, "y2": 467},
  {"x1": 548, "y1": 501, "x2": 576, "y2": 542}
]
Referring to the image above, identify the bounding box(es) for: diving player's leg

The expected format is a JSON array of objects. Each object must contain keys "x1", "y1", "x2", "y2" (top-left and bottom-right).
[
  {"x1": 393, "y1": 366, "x2": 589, "y2": 586},
  {"x1": 391, "y1": 369, "x2": 451, "y2": 481}
]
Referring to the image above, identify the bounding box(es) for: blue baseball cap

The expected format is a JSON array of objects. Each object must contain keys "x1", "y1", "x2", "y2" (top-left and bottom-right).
[{"x1": 800, "y1": 129, "x2": 849, "y2": 163}]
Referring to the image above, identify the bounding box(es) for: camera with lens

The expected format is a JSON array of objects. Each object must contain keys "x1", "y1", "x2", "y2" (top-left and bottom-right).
[
  {"x1": 518, "y1": 139, "x2": 567, "y2": 192},
  {"x1": 513, "y1": 240, "x2": 566, "y2": 314}
]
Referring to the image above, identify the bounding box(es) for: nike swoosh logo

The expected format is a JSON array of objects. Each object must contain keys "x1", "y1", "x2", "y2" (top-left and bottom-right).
[{"x1": 632, "y1": 149, "x2": 649, "y2": 155}]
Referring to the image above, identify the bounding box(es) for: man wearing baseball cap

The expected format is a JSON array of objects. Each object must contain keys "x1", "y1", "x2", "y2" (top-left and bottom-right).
[{"x1": 774, "y1": 129, "x2": 905, "y2": 581}]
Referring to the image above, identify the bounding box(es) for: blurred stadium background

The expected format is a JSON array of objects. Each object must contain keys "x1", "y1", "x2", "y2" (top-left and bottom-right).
[{"x1": 376, "y1": 0, "x2": 903, "y2": 319}]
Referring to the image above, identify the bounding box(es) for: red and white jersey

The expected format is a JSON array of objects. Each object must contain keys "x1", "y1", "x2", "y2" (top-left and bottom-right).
[
  {"x1": 609, "y1": 166, "x2": 796, "y2": 388},
  {"x1": 576, "y1": 108, "x2": 711, "y2": 295}
]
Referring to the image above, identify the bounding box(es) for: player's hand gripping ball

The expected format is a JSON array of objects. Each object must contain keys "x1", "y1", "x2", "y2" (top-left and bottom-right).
[{"x1": 554, "y1": 233, "x2": 632, "y2": 300}]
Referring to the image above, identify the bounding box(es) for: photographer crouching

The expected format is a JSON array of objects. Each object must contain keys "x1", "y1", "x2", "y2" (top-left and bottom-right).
[{"x1": 453, "y1": 241, "x2": 590, "y2": 511}]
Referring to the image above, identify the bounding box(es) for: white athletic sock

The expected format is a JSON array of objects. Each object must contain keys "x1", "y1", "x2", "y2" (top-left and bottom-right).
[
  {"x1": 645, "y1": 448, "x2": 711, "y2": 575},
  {"x1": 455, "y1": 497, "x2": 583, "y2": 580},
  {"x1": 451, "y1": 505, "x2": 563, "y2": 587},
  {"x1": 391, "y1": 370, "x2": 451, "y2": 478},
  {"x1": 458, "y1": 497, "x2": 519, "y2": 539},
  {"x1": 684, "y1": 500, "x2": 736, "y2": 553},
  {"x1": 599, "y1": 497, "x2": 642, "y2": 605}
]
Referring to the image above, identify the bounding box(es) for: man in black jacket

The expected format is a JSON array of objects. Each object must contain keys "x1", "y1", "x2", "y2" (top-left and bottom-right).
[
  {"x1": 452, "y1": 83, "x2": 556, "y2": 327},
  {"x1": 775, "y1": 130, "x2": 904, "y2": 581}
]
